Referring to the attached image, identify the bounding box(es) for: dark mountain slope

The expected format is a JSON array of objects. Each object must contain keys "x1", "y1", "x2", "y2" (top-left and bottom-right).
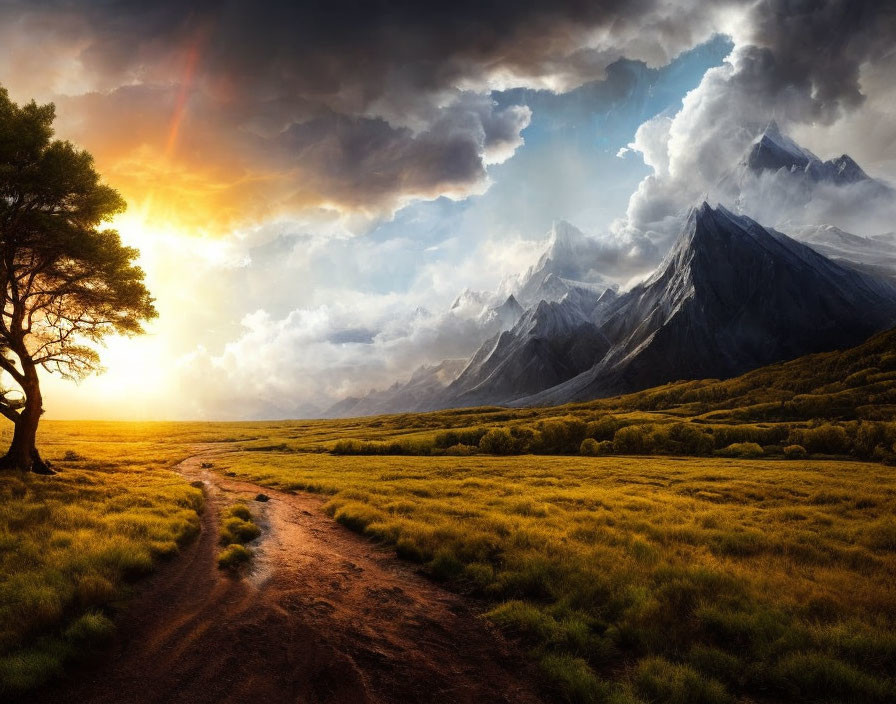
[
  {"x1": 446, "y1": 296, "x2": 612, "y2": 405},
  {"x1": 522, "y1": 203, "x2": 896, "y2": 405}
]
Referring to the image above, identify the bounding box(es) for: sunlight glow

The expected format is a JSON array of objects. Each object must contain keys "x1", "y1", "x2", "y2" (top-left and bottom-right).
[{"x1": 41, "y1": 212, "x2": 244, "y2": 420}]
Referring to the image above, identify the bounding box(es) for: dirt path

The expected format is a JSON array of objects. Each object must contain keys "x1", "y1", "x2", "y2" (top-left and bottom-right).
[{"x1": 33, "y1": 447, "x2": 545, "y2": 704}]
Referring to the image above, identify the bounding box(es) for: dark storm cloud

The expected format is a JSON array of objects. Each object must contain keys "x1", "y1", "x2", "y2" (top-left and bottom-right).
[
  {"x1": 0, "y1": 0, "x2": 736, "y2": 222},
  {"x1": 744, "y1": 0, "x2": 896, "y2": 121},
  {"x1": 615, "y1": 0, "x2": 896, "y2": 278},
  {"x1": 2, "y1": 0, "x2": 894, "y2": 226},
  {"x1": 64, "y1": 1, "x2": 678, "y2": 97}
]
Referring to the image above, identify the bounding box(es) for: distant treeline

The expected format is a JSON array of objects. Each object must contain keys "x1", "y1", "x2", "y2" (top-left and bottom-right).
[
  {"x1": 332, "y1": 415, "x2": 896, "y2": 462},
  {"x1": 329, "y1": 326, "x2": 896, "y2": 462}
]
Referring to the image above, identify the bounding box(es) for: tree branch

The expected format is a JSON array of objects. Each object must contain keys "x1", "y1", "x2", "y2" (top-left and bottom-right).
[{"x1": 0, "y1": 355, "x2": 25, "y2": 386}]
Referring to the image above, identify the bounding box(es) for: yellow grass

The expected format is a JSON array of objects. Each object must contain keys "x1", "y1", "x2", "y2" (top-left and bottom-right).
[
  {"x1": 213, "y1": 449, "x2": 896, "y2": 703},
  {"x1": 0, "y1": 423, "x2": 204, "y2": 694},
  {"x1": 3, "y1": 419, "x2": 895, "y2": 703},
  {"x1": 217, "y1": 501, "x2": 260, "y2": 569}
]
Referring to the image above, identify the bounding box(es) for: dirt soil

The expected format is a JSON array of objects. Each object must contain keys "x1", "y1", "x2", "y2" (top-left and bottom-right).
[{"x1": 31, "y1": 447, "x2": 546, "y2": 704}]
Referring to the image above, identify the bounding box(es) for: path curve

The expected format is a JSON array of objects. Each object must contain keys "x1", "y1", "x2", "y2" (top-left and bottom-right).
[{"x1": 32, "y1": 447, "x2": 545, "y2": 704}]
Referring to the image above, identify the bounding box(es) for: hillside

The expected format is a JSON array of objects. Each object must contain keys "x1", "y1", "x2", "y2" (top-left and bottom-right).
[
  {"x1": 601, "y1": 323, "x2": 896, "y2": 422},
  {"x1": 522, "y1": 203, "x2": 896, "y2": 406},
  {"x1": 331, "y1": 203, "x2": 896, "y2": 417},
  {"x1": 299, "y1": 323, "x2": 896, "y2": 464}
]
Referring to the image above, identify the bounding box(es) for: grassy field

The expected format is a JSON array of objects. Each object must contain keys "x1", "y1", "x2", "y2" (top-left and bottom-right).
[
  {"x1": 211, "y1": 449, "x2": 896, "y2": 703},
  {"x1": 0, "y1": 423, "x2": 212, "y2": 694},
  {"x1": 2, "y1": 407, "x2": 895, "y2": 701},
  {"x1": 0, "y1": 420, "x2": 286, "y2": 694},
  {"x1": 263, "y1": 326, "x2": 896, "y2": 465}
]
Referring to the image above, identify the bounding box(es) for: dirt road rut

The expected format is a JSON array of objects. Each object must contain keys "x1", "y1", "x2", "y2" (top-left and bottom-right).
[{"x1": 32, "y1": 449, "x2": 545, "y2": 704}]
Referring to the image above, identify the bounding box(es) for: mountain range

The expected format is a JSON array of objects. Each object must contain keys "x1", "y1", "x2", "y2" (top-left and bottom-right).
[
  {"x1": 327, "y1": 127, "x2": 896, "y2": 417},
  {"x1": 744, "y1": 120, "x2": 873, "y2": 186},
  {"x1": 519, "y1": 203, "x2": 896, "y2": 405}
]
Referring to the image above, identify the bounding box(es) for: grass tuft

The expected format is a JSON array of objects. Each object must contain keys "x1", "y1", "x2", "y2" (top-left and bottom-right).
[
  {"x1": 217, "y1": 544, "x2": 252, "y2": 570},
  {"x1": 634, "y1": 657, "x2": 732, "y2": 704},
  {"x1": 216, "y1": 501, "x2": 261, "y2": 570},
  {"x1": 540, "y1": 653, "x2": 614, "y2": 704}
]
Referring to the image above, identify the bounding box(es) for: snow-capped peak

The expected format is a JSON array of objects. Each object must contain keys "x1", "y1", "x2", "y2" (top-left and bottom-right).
[
  {"x1": 749, "y1": 121, "x2": 819, "y2": 171},
  {"x1": 548, "y1": 220, "x2": 586, "y2": 249}
]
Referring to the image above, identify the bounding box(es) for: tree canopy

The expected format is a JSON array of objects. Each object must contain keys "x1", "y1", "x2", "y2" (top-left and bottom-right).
[{"x1": 0, "y1": 86, "x2": 156, "y2": 471}]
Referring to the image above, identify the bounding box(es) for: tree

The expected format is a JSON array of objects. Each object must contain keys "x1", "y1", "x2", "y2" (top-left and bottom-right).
[
  {"x1": 479, "y1": 428, "x2": 516, "y2": 455},
  {"x1": 0, "y1": 87, "x2": 156, "y2": 473},
  {"x1": 613, "y1": 425, "x2": 651, "y2": 454}
]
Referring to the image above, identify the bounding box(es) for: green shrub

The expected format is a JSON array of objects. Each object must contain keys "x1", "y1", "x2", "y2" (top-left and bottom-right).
[
  {"x1": 395, "y1": 536, "x2": 428, "y2": 563},
  {"x1": 669, "y1": 423, "x2": 714, "y2": 455},
  {"x1": 783, "y1": 444, "x2": 807, "y2": 459},
  {"x1": 773, "y1": 652, "x2": 892, "y2": 702},
  {"x1": 540, "y1": 653, "x2": 609, "y2": 704},
  {"x1": 332, "y1": 439, "x2": 363, "y2": 454},
  {"x1": 580, "y1": 438, "x2": 599, "y2": 456},
  {"x1": 225, "y1": 503, "x2": 252, "y2": 521},
  {"x1": 579, "y1": 437, "x2": 618, "y2": 457},
  {"x1": 614, "y1": 425, "x2": 652, "y2": 454},
  {"x1": 539, "y1": 418, "x2": 588, "y2": 454},
  {"x1": 63, "y1": 611, "x2": 115, "y2": 647},
  {"x1": 331, "y1": 502, "x2": 385, "y2": 533},
  {"x1": 851, "y1": 422, "x2": 887, "y2": 458},
  {"x1": 687, "y1": 646, "x2": 744, "y2": 686},
  {"x1": 219, "y1": 503, "x2": 261, "y2": 546},
  {"x1": 596, "y1": 441, "x2": 614, "y2": 455},
  {"x1": 586, "y1": 415, "x2": 620, "y2": 441},
  {"x1": 789, "y1": 424, "x2": 850, "y2": 454},
  {"x1": 434, "y1": 430, "x2": 460, "y2": 448},
  {"x1": 488, "y1": 600, "x2": 563, "y2": 643},
  {"x1": 429, "y1": 549, "x2": 464, "y2": 580},
  {"x1": 510, "y1": 426, "x2": 539, "y2": 452},
  {"x1": 652, "y1": 423, "x2": 714, "y2": 456},
  {"x1": 719, "y1": 442, "x2": 763, "y2": 458},
  {"x1": 479, "y1": 428, "x2": 517, "y2": 455},
  {"x1": 219, "y1": 516, "x2": 261, "y2": 545},
  {"x1": 0, "y1": 646, "x2": 66, "y2": 694},
  {"x1": 455, "y1": 427, "x2": 489, "y2": 446},
  {"x1": 332, "y1": 438, "x2": 434, "y2": 455},
  {"x1": 712, "y1": 424, "x2": 788, "y2": 448}
]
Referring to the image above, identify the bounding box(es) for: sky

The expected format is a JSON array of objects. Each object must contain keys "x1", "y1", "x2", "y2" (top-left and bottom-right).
[{"x1": 0, "y1": 1, "x2": 894, "y2": 420}]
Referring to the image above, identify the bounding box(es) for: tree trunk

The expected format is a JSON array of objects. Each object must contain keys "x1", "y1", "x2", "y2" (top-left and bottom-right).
[{"x1": 0, "y1": 368, "x2": 52, "y2": 474}]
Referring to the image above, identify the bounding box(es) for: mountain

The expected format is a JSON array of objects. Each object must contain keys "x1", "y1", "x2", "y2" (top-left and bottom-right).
[
  {"x1": 445, "y1": 294, "x2": 613, "y2": 406},
  {"x1": 324, "y1": 358, "x2": 466, "y2": 417},
  {"x1": 322, "y1": 121, "x2": 896, "y2": 418},
  {"x1": 516, "y1": 221, "x2": 612, "y2": 306},
  {"x1": 481, "y1": 294, "x2": 524, "y2": 330},
  {"x1": 325, "y1": 221, "x2": 614, "y2": 416},
  {"x1": 745, "y1": 120, "x2": 877, "y2": 186},
  {"x1": 795, "y1": 224, "x2": 896, "y2": 279},
  {"x1": 711, "y1": 122, "x2": 896, "y2": 276},
  {"x1": 715, "y1": 121, "x2": 894, "y2": 240},
  {"x1": 324, "y1": 294, "x2": 526, "y2": 417},
  {"x1": 520, "y1": 203, "x2": 896, "y2": 405},
  {"x1": 449, "y1": 288, "x2": 492, "y2": 317},
  {"x1": 327, "y1": 204, "x2": 896, "y2": 416}
]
